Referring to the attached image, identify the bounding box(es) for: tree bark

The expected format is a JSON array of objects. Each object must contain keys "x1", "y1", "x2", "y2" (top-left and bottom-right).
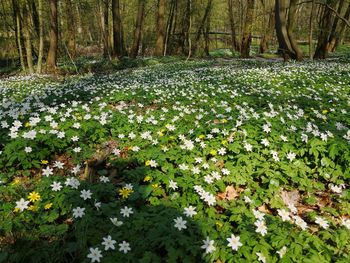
[
  {"x1": 204, "y1": 7, "x2": 211, "y2": 56},
  {"x1": 240, "y1": 0, "x2": 255, "y2": 58},
  {"x1": 47, "y1": 0, "x2": 58, "y2": 71},
  {"x1": 327, "y1": 0, "x2": 344, "y2": 52},
  {"x1": 164, "y1": 0, "x2": 176, "y2": 56},
  {"x1": 192, "y1": 0, "x2": 212, "y2": 55},
  {"x1": 130, "y1": 0, "x2": 146, "y2": 58},
  {"x1": 259, "y1": 10, "x2": 274, "y2": 54},
  {"x1": 314, "y1": 0, "x2": 338, "y2": 59},
  {"x1": 36, "y1": 0, "x2": 44, "y2": 73},
  {"x1": 287, "y1": 0, "x2": 303, "y2": 60},
  {"x1": 12, "y1": 0, "x2": 26, "y2": 72},
  {"x1": 23, "y1": 1, "x2": 34, "y2": 74},
  {"x1": 155, "y1": 0, "x2": 165, "y2": 56},
  {"x1": 275, "y1": 0, "x2": 296, "y2": 60},
  {"x1": 228, "y1": 0, "x2": 239, "y2": 53},
  {"x1": 101, "y1": 0, "x2": 110, "y2": 58},
  {"x1": 112, "y1": 0, "x2": 125, "y2": 58},
  {"x1": 333, "y1": 2, "x2": 350, "y2": 51},
  {"x1": 308, "y1": 0, "x2": 315, "y2": 60},
  {"x1": 65, "y1": 0, "x2": 76, "y2": 57}
]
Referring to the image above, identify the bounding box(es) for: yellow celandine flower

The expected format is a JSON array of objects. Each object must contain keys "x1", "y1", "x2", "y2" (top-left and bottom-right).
[
  {"x1": 28, "y1": 191, "x2": 41, "y2": 202},
  {"x1": 322, "y1": 109, "x2": 328, "y2": 114},
  {"x1": 152, "y1": 184, "x2": 159, "y2": 188},
  {"x1": 25, "y1": 122, "x2": 31, "y2": 127},
  {"x1": 143, "y1": 176, "x2": 151, "y2": 182},
  {"x1": 41, "y1": 160, "x2": 48, "y2": 165},
  {"x1": 118, "y1": 187, "x2": 133, "y2": 199},
  {"x1": 44, "y1": 203, "x2": 53, "y2": 210},
  {"x1": 145, "y1": 160, "x2": 151, "y2": 166},
  {"x1": 157, "y1": 131, "x2": 164, "y2": 136},
  {"x1": 210, "y1": 150, "x2": 217, "y2": 156},
  {"x1": 222, "y1": 119, "x2": 228, "y2": 123},
  {"x1": 28, "y1": 205, "x2": 38, "y2": 212},
  {"x1": 13, "y1": 207, "x2": 20, "y2": 213},
  {"x1": 221, "y1": 140, "x2": 228, "y2": 145},
  {"x1": 199, "y1": 134, "x2": 205, "y2": 139},
  {"x1": 12, "y1": 178, "x2": 21, "y2": 185}
]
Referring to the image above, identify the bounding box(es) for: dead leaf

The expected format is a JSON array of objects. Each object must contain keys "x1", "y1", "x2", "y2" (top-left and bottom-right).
[
  {"x1": 258, "y1": 204, "x2": 271, "y2": 214},
  {"x1": 217, "y1": 185, "x2": 241, "y2": 201},
  {"x1": 280, "y1": 189, "x2": 300, "y2": 206}
]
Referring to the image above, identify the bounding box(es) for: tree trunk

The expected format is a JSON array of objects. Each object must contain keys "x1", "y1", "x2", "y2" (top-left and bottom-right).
[
  {"x1": 37, "y1": 0, "x2": 44, "y2": 73},
  {"x1": 130, "y1": 0, "x2": 146, "y2": 58},
  {"x1": 204, "y1": 7, "x2": 211, "y2": 56},
  {"x1": 47, "y1": 0, "x2": 58, "y2": 71},
  {"x1": 155, "y1": 0, "x2": 165, "y2": 56},
  {"x1": 181, "y1": 0, "x2": 191, "y2": 55},
  {"x1": 228, "y1": 0, "x2": 239, "y2": 53},
  {"x1": 23, "y1": 1, "x2": 34, "y2": 74},
  {"x1": 192, "y1": 0, "x2": 212, "y2": 55},
  {"x1": 287, "y1": 0, "x2": 303, "y2": 60},
  {"x1": 314, "y1": 0, "x2": 338, "y2": 59},
  {"x1": 112, "y1": 0, "x2": 125, "y2": 58},
  {"x1": 308, "y1": 0, "x2": 315, "y2": 60},
  {"x1": 164, "y1": 0, "x2": 176, "y2": 56},
  {"x1": 333, "y1": 2, "x2": 350, "y2": 51},
  {"x1": 65, "y1": 0, "x2": 76, "y2": 57},
  {"x1": 327, "y1": 0, "x2": 345, "y2": 52},
  {"x1": 12, "y1": 0, "x2": 26, "y2": 72},
  {"x1": 241, "y1": 0, "x2": 255, "y2": 58},
  {"x1": 275, "y1": 0, "x2": 296, "y2": 60},
  {"x1": 101, "y1": 0, "x2": 110, "y2": 58}
]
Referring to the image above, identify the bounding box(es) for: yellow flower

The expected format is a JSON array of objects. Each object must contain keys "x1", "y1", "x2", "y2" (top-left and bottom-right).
[
  {"x1": 118, "y1": 187, "x2": 133, "y2": 199},
  {"x1": 221, "y1": 140, "x2": 228, "y2": 145},
  {"x1": 12, "y1": 178, "x2": 21, "y2": 185},
  {"x1": 199, "y1": 134, "x2": 205, "y2": 139},
  {"x1": 28, "y1": 191, "x2": 41, "y2": 202},
  {"x1": 44, "y1": 203, "x2": 52, "y2": 210},
  {"x1": 322, "y1": 109, "x2": 328, "y2": 114},
  {"x1": 152, "y1": 184, "x2": 159, "y2": 188},
  {"x1": 25, "y1": 122, "x2": 31, "y2": 127},
  {"x1": 157, "y1": 131, "x2": 164, "y2": 136},
  {"x1": 28, "y1": 205, "x2": 38, "y2": 212},
  {"x1": 210, "y1": 150, "x2": 217, "y2": 156},
  {"x1": 143, "y1": 176, "x2": 151, "y2": 182},
  {"x1": 145, "y1": 160, "x2": 150, "y2": 166},
  {"x1": 222, "y1": 119, "x2": 228, "y2": 123},
  {"x1": 41, "y1": 160, "x2": 48, "y2": 165},
  {"x1": 13, "y1": 207, "x2": 20, "y2": 213}
]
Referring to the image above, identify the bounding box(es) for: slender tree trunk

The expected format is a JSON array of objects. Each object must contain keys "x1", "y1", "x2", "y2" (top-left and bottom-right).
[
  {"x1": 240, "y1": 0, "x2": 255, "y2": 58},
  {"x1": 333, "y1": 2, "x2": 350, "y2": 51},
  {"x1": 314, "y1": 0, "x2": 338, "y2": 59},
  {"x1": 112, "y1": 0, "x2": 125, "y2": 58},
  {"x1": 65, "y1": 0, "x2": 76, "y2": 57},
  {"x1": 308, "y1": 0, "x2": 315, "y2": 60},
  {"x1": 259, "y1": 10, "x2": 274, "y2": 54},
  {"x1": 47, "y1": 0, "x2": 58, "y2": 71},
  {"x1": 327, "y1": 0, "x2": 344, "y2": 52},
  {"x1": 37, "y1": 0, "x2": 44, "y2": 73},
  {"x1": 130, "y1": 0, "x2": 146, "y2": 58},
  {"x1": 186, "y1": 0, "x2": 192, "y2": 59},
  {"x1": 155, "y1": 0, "x2": 165, "y2": 56},
  {"x1": 287, "y1": 0, "x2": 303, "y2": 60},
  {"x1": 12, "y1": 0, "x2": 26, "y2": 72},
  {"x1": 275, "y1": 0, "x2": 296, "y2": 60},
  {"x1": 204, "y1": 7, "x2": 211, "y2": 56},
  {"x1": 181, "y1": 0, "x2": 191, "y2": 55},
  {"x1": 164, "y1": 0, "x2": 175, "y2": 56},
  {"x1": 101, "y1": 0, "x2": 110, "y2": 58},
  {"x1": 23, "y1": 1, "x2": 34, "y2": 74},
  {"x1": 228, "y1": 0, "x2": 239, "y2": 53},
  {"x1": 192, "y1": 0, "x2": 212, "y2": 55}
]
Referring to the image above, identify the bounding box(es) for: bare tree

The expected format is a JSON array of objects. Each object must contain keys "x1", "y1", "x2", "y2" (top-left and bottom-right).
[
  {"x1": 112, "y1": 0, "x2": 125, "y2": 58},
  {"x1": 37, "y1": 0, "x2": 44, "y2": 73}
]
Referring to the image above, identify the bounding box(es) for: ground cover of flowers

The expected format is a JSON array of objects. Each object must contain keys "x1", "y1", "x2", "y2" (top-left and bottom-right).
[{"x1": 0, "y1": 60, "x2": 349, "y2": 263}]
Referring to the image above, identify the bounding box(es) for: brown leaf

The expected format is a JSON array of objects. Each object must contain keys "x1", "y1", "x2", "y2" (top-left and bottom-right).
[
  {"x1": 280, "y1": 189, "x2": 300, "y2": 206},
  {"x1": 258, "y1": 204, "x2": 271, "y2": 214},
  {"x1": 217, "y1": 185, "x2": 241, "y2": 201}
]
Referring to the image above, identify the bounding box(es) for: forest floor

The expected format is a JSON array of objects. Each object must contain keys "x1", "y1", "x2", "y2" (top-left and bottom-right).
[{"x1": 0, "y1": 59, "x2": 349, "y2": 263}]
